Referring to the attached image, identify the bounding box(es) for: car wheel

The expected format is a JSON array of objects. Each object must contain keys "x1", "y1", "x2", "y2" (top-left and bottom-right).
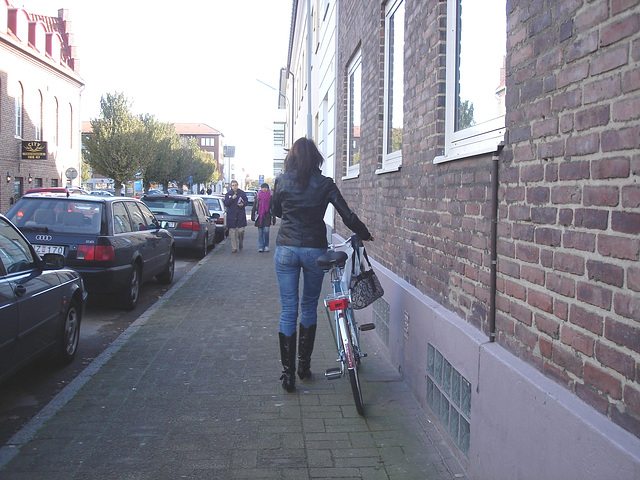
[
  {"x1": 196, "y1": 234, "x2": 208, "y2": 259},
  {"x1": 122, "y1": 263, "x2": 140, "y2": 310},
  {"x1": 54, "y1": 298, "x2": 81, "y2": 364},
  {"x1": 157, "y1": 247, "x2": 175, "y2": 285}
]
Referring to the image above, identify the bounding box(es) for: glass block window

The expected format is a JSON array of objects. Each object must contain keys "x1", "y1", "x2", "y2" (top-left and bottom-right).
[
  {"x1": 372, "y1": 297, "x2": 390, "y2": 347},
  {"x1": 427, "y1": 343, "x2": 471, "y2": 455}
]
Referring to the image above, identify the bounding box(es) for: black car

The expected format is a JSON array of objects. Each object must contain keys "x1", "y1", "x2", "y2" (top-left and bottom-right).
[
  {"x1": 141, "y1": 194, "x2": 216, "y2": 258},
  {"x1": 0, "y1": 214, "x2": 87, "y2": 383},
  {"x1": 7, "y1": 194, "x2": 175, "y2": 310}
]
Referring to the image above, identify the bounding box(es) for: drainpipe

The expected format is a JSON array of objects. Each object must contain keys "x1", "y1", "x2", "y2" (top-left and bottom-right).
[{"x1": 489, "y1": 145, "x2": 504, "y2": 342}]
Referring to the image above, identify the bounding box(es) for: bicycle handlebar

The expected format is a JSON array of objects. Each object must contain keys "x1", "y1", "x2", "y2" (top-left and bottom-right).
[{"x1": 328, "y1": 234, "x2": 374, "y2": 251}]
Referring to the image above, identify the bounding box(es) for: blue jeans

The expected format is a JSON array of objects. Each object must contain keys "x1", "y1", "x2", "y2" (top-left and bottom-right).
[
  {"x1": 258, "y1": 226, "x2": 270, "y2": 250},
  {"x1": 274, "y1": 246, "x2": 326, "y2": 336}
]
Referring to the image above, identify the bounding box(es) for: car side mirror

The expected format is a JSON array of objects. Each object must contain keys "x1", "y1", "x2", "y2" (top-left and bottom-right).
[{"x1": 42, "y1": 253, "x2": 65, "y2": 270}]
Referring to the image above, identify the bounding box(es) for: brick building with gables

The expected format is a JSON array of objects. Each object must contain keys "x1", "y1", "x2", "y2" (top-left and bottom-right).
[{"x1": 0, "y1": 1, "x2": 83, "y2": 213}]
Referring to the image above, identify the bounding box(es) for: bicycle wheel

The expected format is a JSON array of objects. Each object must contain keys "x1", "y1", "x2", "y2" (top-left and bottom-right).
[{"x1": 339, "y1": 314, "x2": 364, "y2": 415}]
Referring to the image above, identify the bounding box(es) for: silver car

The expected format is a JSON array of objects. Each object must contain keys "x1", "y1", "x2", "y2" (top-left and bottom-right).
[
  {"x1": 0, "y1": 214, "x2": 87, "y2": 383},
  {"x1": 199, "y1": 195, "x2": 228, "y2": 243}
]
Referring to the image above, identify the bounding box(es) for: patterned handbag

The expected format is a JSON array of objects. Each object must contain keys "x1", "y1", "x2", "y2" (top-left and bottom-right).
[{"x1": 349, "y1": 245, "x2": 384, "y2": 310}]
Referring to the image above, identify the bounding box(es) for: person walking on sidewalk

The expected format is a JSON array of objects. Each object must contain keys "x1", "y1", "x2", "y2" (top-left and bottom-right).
[
  {"x1": 224, "y1": 180, "x2": 248, "y2": 253},
  {"x1": 251, "y1": 183, "x2": 276, "y2": 252},
  {"x1": 272, "y1": 137, "x2": 371, "y2": 392}
]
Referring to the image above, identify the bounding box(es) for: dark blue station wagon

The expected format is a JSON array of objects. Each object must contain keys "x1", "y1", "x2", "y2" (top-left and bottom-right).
[{"x1": 7, "y1": 194, "x2": 175, "y2": 310}]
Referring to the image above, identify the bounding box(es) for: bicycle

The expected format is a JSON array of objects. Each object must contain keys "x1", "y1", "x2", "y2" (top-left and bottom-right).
[{"x1": 316, "y1": 234, "x2": 375, "y2": 416}]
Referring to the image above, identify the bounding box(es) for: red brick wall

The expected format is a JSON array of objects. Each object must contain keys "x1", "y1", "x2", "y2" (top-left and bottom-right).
[
  {"x1": 504, "y1": 0, "x2": 640, "y2": 435},
  {"x1": 336, "y1": 0, "x2": 640, "y2": 438}
]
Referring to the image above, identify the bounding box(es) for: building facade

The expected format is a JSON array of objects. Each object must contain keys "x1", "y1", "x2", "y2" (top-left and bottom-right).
[
  {"x1": 173, "y1": 123, "x2": 224, "y2": 192},
  {"x1": 0, "y1": 2, "x2": 83, "y2": 213},
  {"x1": 283, "y1": 0, "x2": 640, "y2": 478}
]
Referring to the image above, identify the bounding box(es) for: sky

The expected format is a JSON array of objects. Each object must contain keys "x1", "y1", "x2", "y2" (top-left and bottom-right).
[{"x1": 19, "y1": 0, "x2": 293, "y2": 178}]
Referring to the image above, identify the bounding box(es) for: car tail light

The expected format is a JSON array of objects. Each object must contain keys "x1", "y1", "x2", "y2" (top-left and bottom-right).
[
  {"x1": 179, "y1": 221, "x2": 200, "y2": 231},
  {"x1": 215, "y1": 218, "x2": 224, "y2": 225},
  {"x1": 77, "y1": 245, "x2": 115, "y2": 261}
]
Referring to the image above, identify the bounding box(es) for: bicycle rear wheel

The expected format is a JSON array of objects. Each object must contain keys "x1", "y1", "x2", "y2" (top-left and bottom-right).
[{"x1": 339, "y1": 314, "x2": 364, "y2": 415}]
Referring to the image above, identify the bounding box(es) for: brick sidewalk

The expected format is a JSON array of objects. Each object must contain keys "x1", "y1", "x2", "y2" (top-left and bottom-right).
[{"x1": 0, "y1": 224, "x2": 467, "y2": 479}]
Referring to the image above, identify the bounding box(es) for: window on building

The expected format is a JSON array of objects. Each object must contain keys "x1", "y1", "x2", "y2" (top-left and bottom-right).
[
  {"x1": 54, "y1": 97, "x2": 59, "y2": 146},
  {"x1": 435, "y1": 0, "x2": 506, "y2": 164},
  {"x1": 36, "y1": 91, "x2": 43, "y2": 141},
  {"x1": 379, "y1": 0, "x2": 404, "y2": 174},
  {"x1": 200, "y1": 137, "x2": 215, "y2": 147},
  {"x1": 69, "y1": 103, "x2": 73, "y2": 147},
  {"x1": 273, "y1": 123, "x2": 285, "y2": 146},
  {"x1": 15, "y1": 85, "x2": 23, "y2": 138},
  {"x1": 346, "y1": 50, "x2": 362, "y2": 178}
]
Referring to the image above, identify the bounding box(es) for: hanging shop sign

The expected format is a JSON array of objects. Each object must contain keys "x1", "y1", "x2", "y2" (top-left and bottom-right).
[{"x1": 21, "y1": 141, "x2": 48, "y2": 160}]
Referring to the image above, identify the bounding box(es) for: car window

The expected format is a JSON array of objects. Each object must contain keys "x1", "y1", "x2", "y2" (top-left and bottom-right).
[
  {"x1": 194, "y1": 199, "x2": 207, "y2": 218},
  {"x1": 0, "y1": 218, "x2": 37, "y2": 274},
  {"x1": 112, "y1": 202, "x2": 133, "y2": 234},
  {"x1": 143, "y1": 198, "x2": 189, "y2": 216},
  {"x1": 8, "y1": 198, "x2": 102, "y2": 234},
  {"x1": 126, "y1": 202, "x2": 149, "y2": 231},
  {"x1": 205, "y1": 198, "x2": 222, "y2": 210},
  {"x1": 137, "y1": 202, "x2": 158, "y2": 228}
]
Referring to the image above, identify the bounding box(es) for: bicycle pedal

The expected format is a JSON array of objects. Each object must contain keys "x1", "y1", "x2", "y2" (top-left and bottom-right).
[
  {"x1": 325, "y1": 368, "x2": 342, "y2": 380},
  {"x1": 359, "y1": 323, "x2": 376, "y2": 331}
]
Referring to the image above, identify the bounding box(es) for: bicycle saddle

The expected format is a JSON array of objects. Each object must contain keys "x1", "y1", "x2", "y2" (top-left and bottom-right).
[{"x1": 316, "y1": 251, "x2": 348, "y2": 271}]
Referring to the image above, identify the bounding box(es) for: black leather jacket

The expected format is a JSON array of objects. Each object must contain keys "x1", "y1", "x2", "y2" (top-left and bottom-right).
[{"x1": 273, "y1": 169, "x2": 371, "y2": 248}]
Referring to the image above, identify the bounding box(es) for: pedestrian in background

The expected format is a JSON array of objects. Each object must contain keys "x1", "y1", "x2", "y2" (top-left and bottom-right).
[
  {"x1": 251, "y1": 183, "x2": 276, "y2": 252},
  {"x1": 272, "y1": 137, "x2": 371, "y2": 392},
  {"x1": 224, "y1": 180, "x2": 248, "y2": 253}
]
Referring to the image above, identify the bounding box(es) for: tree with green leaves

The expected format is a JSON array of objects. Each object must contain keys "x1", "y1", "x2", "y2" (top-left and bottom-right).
[
  {"x1": 82, "y1": 93, "x2": 146, "y2": 195},
  {"x1": 138, "y1": 115, "x2": 182, "y2": 192}
]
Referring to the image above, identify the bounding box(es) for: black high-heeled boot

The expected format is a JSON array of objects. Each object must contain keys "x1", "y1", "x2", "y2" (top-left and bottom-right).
[
  {"x1": 297, "y1": 324, "x2": 317, "y2": 380},
  {"x1": 279, "y1": 332, "x2": 296, "y2": 392}
]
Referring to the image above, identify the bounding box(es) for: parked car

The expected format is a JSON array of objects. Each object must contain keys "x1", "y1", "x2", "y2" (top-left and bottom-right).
[
  {"x1": 0, "y1": 214, "x2": 87, "y2": 384},
  {"x1": 24, "y1": 186, "x2": 89, "y2": 196},
  {"x1": 198, "y1": 195, "x2": 227, "y2": 242},
  {"x1": 141, "y1": 194, "x2": 216, "y2": 258},
  {"x1": 244, "y1": 190, "x2": 256, "y2": 206},
  {"x1": 6, "y1": 195, "x2": 175, "y2": 311},
  {"x1": 89, "y1": 190, "x2": 114, "y2": 196}
]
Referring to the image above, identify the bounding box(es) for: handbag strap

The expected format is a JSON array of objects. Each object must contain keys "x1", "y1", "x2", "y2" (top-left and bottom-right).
[{"x1": 351, "y1": 238, "x2": 372, "y2": 274}]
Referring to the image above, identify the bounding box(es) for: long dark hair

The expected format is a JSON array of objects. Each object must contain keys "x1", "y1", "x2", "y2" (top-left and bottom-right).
[{"x1": 284, "y1": 137, "x2": 324, "y2": 189}]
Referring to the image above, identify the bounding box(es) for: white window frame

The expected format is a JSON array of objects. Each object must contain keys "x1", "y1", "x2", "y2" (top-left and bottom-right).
[
  {"x1": 345, "y1": 50, "x2": 362, "y2": 179},
  {"x1": 378, "y1": 0, "x2": 404, "y2": 174},
  {"x1": 434, "y1": 0, "x2": 506, "y2": 164}
]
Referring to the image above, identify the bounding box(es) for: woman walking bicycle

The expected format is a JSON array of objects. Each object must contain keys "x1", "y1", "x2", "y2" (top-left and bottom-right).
[{"x1": 272, "y1": 137, "x2": 371, "y2": 392}]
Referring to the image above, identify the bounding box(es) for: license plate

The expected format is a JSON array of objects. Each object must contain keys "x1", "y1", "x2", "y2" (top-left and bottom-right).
[
  {"x1": 161, "y1": 221, "x2": 176, "y2": 228},
  {"x1": 34, "y1": 244, "x2": 65, "y2": 256}
]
